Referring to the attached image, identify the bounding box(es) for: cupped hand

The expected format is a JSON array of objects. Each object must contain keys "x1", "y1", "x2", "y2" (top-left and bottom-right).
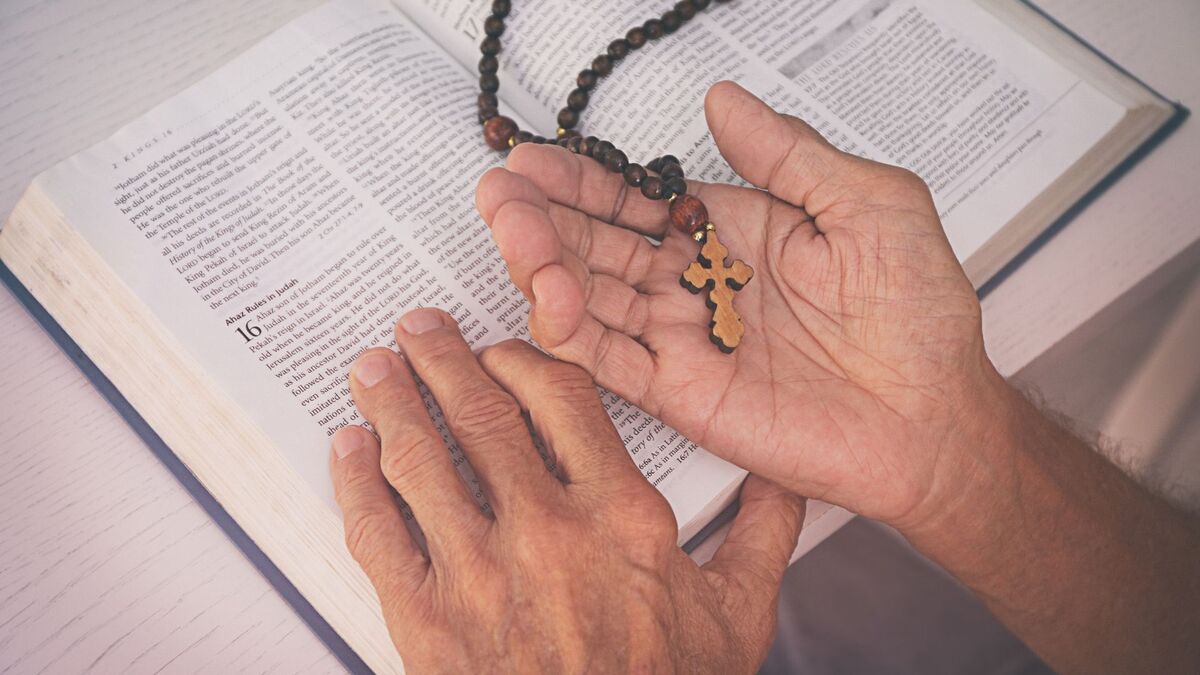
[
  {"x1": 331, "y1": 309, "x2": 805, "y2": 673},
  {"x1": 475, "y1": 81, "x2": 1001, "y2": 529}
]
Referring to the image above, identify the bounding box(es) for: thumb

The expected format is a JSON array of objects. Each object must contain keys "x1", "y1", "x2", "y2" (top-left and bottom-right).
[
  {"x1": 702, "y1": 475, "x2": 805, "y2": 617},
  {"x1": 705, "y1": 80, "x2": 857, "y2": 212}
]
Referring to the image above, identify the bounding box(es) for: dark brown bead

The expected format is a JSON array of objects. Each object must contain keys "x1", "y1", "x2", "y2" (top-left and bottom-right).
[
  {"x1": 623, "y1": 163, "x2": 647, "y2": 187},
  {"x1": 592, "y1": 54, "x2": 613, "y2": 76},
  {"x1": 557, "y1": 108, "x2": 579, "y2": 129},
  {"x1": 483, "y1": 116, "x2": 518, "y2": 151},
  {"x1": 513, "y1": 130, "x2": 534, "y2": 146},
  {"x1": 607, "y1": 39, "x2": 629, "y2": 60},
  {"x1": 480, "y1": 74, "x2": 499, "y2": 93},
  {"x1": 643, "y1": 18, "x2": 664, "y2": 38},
  {"x1": 478, "y1": 92, "x2": 498, "y2": 109},
  {"x1": 626, "y1": 26, "x2": 647, "y2": 48},
  {"x1": 577, "y1": 69, "x2": 598, "y2": 90},
  {"x1": 567, "y1": 136, "x2": 583, "y2": 153},
  {"x1": 660, "y1": 154, "x2": 681, "y2": 166},
  {"x1": 661, "y1": 162, "x2": 684, "y2": 180},
  {"x1": 646, "y1": 157, "x2": 664, "y2": 173},
  {"x1": 693, "y1": 0, "x2": 712, "y2": 8},
  {"x1": 675, "y1": 1, "x2": 697, "y2": 20},
  {"x1": 579, "y1": 136, "x2": 599, "y2": 155},
  {"x1": 556, "y1": 136, "x2": 570, "y2": 147},
  {"x1": 604, "y1": 149, "x2": 628, "y2": 173},
  {"x1": 532, "y1": 135, "x2": 547, "y2": 144},
  {"x1": 491, "y1": 0, "x2": 511, "y2": 18},
  {"x1": 669, "y1": 194, "x2": 708, "y2": 234},
  {"x1": 480, "y1": 36, "x2": 502, "y2": 55},
  {"x1": 479, "y1": 55, "x2": 498, "y2": 74},
  {"x1": 662, "y1": 10, "x2": 682, "y2": 33},
  {"x1": 567, "y1": 88, "x2": 589, "y2": 111},
  {"x1": 591, "y1": 139, "x2": 614, "y2": 161},
  {"x1": 484, "y1": 16, "x2": 505, "y2": 37},
  {"x1": 478, "y1": 107, "x2": 498, "y2": 124},
  {"x1": 664, "y1": 176, "x2": 688, "y2": 197},
  {"x1": 640, "y1": 176, "x2": 665, "y2": 200}
]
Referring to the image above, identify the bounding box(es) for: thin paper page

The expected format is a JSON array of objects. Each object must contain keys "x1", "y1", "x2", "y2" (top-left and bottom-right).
[
  {"x1": 397, "y1": 0, "x2": 1127, "y2": 263},
  {"x1": 36, "y1": 0, "x2": 741, "y2": 541}
]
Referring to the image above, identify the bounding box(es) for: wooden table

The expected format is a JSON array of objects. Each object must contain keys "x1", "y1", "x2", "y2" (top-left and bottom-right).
[{"x1": 1, "y1": 0, "x2": 1196, "y2": 671}]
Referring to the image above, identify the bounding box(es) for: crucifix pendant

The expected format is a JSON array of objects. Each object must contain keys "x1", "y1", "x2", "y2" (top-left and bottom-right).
[{"x1": 679, "y1": 224, "x2": 754, "y2": 353}]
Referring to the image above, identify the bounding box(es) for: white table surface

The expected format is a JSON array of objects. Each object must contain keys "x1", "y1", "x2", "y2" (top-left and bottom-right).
[{"x1": 1, "y1": 0, "x2": 1197, "y2": 672}]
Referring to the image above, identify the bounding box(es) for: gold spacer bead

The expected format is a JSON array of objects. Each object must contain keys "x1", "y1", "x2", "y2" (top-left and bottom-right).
[
  {"x1": 556, "y1": 127, "x2": 567, "y2": 138},
  {"x1": 692, "y1": 231, "x2": 706, "y2": 242},
  {"x1": 668, "y1": 193, "x2": 678, "y2": 203},
  {"x1": 705, "y1": 222, "x2": 715, "y2": 231},
  {"x1": 508, "y1": 135, "x2": 517, "y2": 148}
]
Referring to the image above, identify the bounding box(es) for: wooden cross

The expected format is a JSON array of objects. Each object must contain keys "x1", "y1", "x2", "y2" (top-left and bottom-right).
[{"x1": 680, "y1": 230, "x2": 754, "y2": 353}]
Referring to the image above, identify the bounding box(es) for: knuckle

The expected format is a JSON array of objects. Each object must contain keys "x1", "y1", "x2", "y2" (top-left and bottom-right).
[
  {"x1": 380, "y1": 433, "x2": 445, "y2": 486},
  {"x1": 534, "y1": 359, "x2": 595, "y2": 398},
  {"x1": 343, "y1": 507, "x2": 393, "y2": 564},
  {"x1": 445, "y1": 387, "x2": 523, "y2": 438}
]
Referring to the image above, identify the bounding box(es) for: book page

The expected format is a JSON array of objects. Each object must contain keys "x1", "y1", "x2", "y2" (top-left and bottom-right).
[
  {"x1": 397, "y1": 0, "x2": 1128, "y2": 264},
  {"x1": 35, "y1": 0, "x2": 743, "y2": 542}
]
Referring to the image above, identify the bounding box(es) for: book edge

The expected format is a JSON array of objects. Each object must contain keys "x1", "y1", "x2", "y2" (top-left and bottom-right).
[{"x1": 0, "y1": 257, "x2": 373, "y2": 675}]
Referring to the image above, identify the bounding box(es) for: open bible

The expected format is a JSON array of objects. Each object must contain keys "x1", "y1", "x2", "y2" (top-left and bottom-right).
[{"x1": 0, "y1": 0, "x2": 1182, "y2": 672}]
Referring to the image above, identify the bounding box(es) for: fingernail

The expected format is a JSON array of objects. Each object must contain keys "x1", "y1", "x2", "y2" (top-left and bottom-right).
[
  {"x1": 399, "y1": 308, "x2": 448, "y2": 335},
  {"x1": 332, "y1": 428, "x2": 364, "y2": 459},
  {"x1": 354, "y1": 352, "x2": 392, "y2": 387}
]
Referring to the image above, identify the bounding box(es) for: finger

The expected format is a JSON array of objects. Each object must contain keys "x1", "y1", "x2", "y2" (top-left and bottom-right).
[
  {"x1": 505, "y1": 142, "x2": 703, "y2": 239},
  {"x1": 703, "y1": 476, "x2": 805, "y2": 611},
  {"x1": 478, "y1": 340, "x2": 645, "y2": 487},
  {"x1": 348, "y1": 348, "x2": 487, "y2": 552},
  {"x1": 480, "y1": 169, "x2": 660, "y2": 289},
  {"x1": 705, "y1": 80, "x2": 860, "y2": 218},
  {"x1": 485, "y1": 190, "x2": 654, "y2": 338},
  {"x1": 330, "y1": 426, "x2": 427, "y2": 596},
  {"x1": 527, "y1": 264, "x2": 660, "y2": 411},
  {"x1": 394, "y1": 308, "x2": 558, "y2": 516}
]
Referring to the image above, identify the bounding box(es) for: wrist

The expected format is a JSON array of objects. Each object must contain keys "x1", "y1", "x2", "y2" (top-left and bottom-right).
[{"x1": 889, "y1": 358, "x2": 1027, "y2": 547}]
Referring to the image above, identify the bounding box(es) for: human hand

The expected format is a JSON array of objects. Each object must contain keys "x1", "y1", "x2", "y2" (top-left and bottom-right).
[
  {"x1": 475, "y1": 81, "x2": 1003, "y2": 530},
  {"x1": 330, "y1": 309, "x2": 806, "y2": 674}
]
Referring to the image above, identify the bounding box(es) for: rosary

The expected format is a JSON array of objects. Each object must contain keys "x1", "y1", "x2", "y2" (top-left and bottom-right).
[{"x1": 476, "y1": 0, "x2": 753, "y2": 353}]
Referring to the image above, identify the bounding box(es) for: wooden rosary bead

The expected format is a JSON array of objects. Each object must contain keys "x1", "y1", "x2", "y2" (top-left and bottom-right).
[
  {"x1": 623, "y1": 163, "x2": 647, "y2": 187},
  {"x1": 605, "y1": 149, "x2": 628, "y2": 173},
  {"x1": 661, "y1": 162, "x2": 684, "y2": 179},
  {"x1": 479, "y1": 55, "x2": 498, "y2": 74},
  {"x1": 646, "y1": 157, "x2": 664, "y2": 173},
  {"x1": 626, "y1": 27, "x2": 647, "y2": 48},
  {"x1": 513, "y1": 130, "x2": 534, "y2": 145},
  {"x1": 480, "y1": 36, "x2": 502, "y2": 55},
  {"x1": 640, "y1": 176, "x2": 665, "y2": 200},
  {"x1": 478, "y1": 92, "x2": 498, "y2": 109},
  {"x1": 675, "y1": 1, "x2": 697, "y2": 20},
  {"x1": 662, "y1": 10, "x2": 682, "y2": 33},
  {"x1": 607, "y1": 39, "x2": 629, "y2": 60},
  {"x1": 484, "y1": 16, "x2": 505, "y2": 37},
  {"x1": 577, "y1": 69, "x2": 598, "y2": 90},
  {"x1": 567, "y1": 88, "x2": 589, "y2": 111},
  {"x1": 567, "y1": 136, "x2": 583, "y2": 153},
  {"x1": 557, "y1": 108, "x2": 579, "y2": 129},
  {"x1": 643, "y1": 18, "x2": 664, "y2": 38},
  {"x1": 579, "y1": 136, "x2": 599, "y2": 155},
  {"x1": 477, "y1": 108, "x2": 498, "y2": 124},
  {"x1": 665, "y1": 176, "x2": 688, "y2": 197},
  {"x1": 592, "y1": 54, "x2": 613, "y2": 76},
  {"x1": 483, "y1": 115, "x2": 518, "y2": 150},
  {"x1": 669, "y1": 194, "x2": 708, "y2": 234},
  {"x1": 693, "y1": 0, "x2": 712, "y2": 9},
  {"x1": 532, "y1": 135, "x2": 547, "y2": 144},
  {"x1": 491, "y1": 0, "x2": 511, "y2": 18},
  {"x1": 591, "y1": 139, "x2": 614, "y2": 161},
  {"x1": 660, "y1": 154, "x2": 681, "y2": 165},
  {"x1": 480, "y1": 73, "x2": 500, "y2": 93}
]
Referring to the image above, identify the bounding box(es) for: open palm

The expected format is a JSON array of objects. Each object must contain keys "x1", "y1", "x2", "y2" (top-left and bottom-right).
[{"x1": 475, "y1": 82, "x2": 994, "y2": 525}]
